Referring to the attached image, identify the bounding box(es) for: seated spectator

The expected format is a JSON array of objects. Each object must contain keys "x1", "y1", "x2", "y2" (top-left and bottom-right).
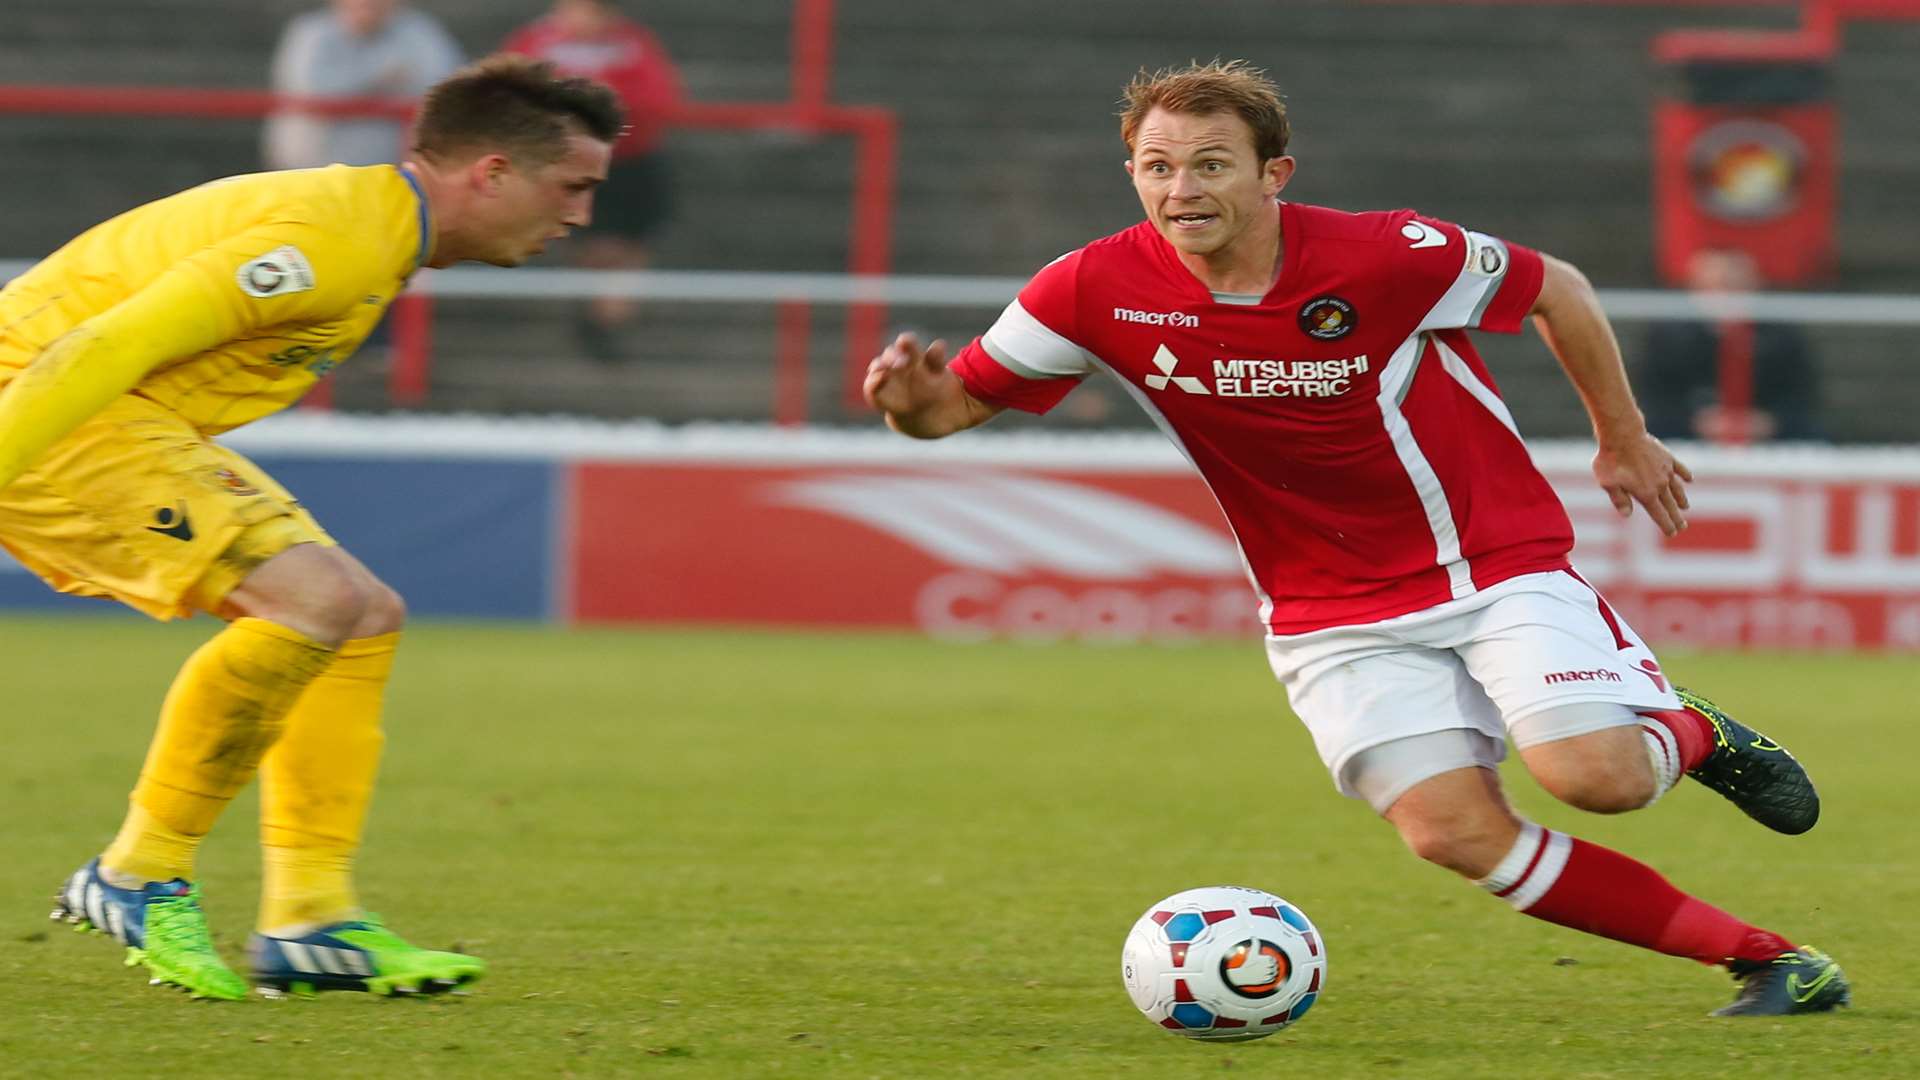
[
  {"x1": 504, "y1": 0, "x2": 683, "y2": 361},
  {"x1": 1639, "y1": 248, "x2": 1825, "y2": 443},
  {"x1": 265, "y1": 0, "x2": 464, "y2": 170}
]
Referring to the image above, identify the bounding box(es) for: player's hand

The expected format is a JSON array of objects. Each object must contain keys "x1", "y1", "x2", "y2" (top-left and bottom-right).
[
  {"x1": 863, "y1": 332, "x2": 950, "y2": 417},
  {"x1": 1593, "y1": 432, "x2": 1692, "y2": 537}
]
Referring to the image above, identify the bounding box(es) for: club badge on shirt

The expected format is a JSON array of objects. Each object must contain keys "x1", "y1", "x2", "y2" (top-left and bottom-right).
[
  {"x1": 1298, "y1": 296, "x2": 1357, "y2": 341},
  {"x1": 236, "y1": 245, "x2": 316, "y2": 299}
]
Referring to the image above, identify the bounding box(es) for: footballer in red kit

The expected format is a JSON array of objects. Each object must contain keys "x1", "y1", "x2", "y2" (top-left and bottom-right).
[
  {"x1": 866, "y1": 60, "x2": 1847, "y2": 1017},
  {"x1": 950, "y1": 203, "x2": 1564, "y2": 634}
]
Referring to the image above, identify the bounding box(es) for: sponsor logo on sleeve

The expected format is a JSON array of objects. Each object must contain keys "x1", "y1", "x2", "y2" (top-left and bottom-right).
[
  {"x1": 236, "y1": 245, "x2": 317, "y2": 299},
  {"x1": 1465, "y1": 233, "x2": 1507, "y2": 277}
]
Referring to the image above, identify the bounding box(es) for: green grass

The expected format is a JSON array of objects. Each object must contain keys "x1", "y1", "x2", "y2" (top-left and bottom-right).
[{"x1": 0, "y1": 615, "x2": 1914, "y2": 1078}]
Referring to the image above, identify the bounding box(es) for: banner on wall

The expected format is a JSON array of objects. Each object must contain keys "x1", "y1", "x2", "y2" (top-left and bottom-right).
[
  {"x1": 2, "y1": 416, "x2": 1912, "y2": 652},
  {"x1": 0, "y1": 454, "x2": 558, "y2": 620},
  {"x1": 1651, "y1": 29, "x2": 1836, "y2": 285},
  {"x1": 571, "y1": 453, "x2": 1920, "y2": 651},
  {"x1": 572, "y1": 462, "x2": 1266, "y2": 641}
]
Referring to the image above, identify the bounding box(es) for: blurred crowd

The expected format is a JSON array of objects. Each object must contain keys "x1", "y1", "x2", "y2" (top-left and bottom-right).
[
  {"x1": 267, "y1": 0, "x2": 682, "y2": 362},
  {"x1": 242, "y1": 2, "x2": 1843, "y2": 443}
]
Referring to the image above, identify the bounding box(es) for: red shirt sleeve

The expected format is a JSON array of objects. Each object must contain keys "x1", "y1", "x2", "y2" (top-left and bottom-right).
[
  {"x1": 1476, "y1": 241, "x2": 1543, "y2": 333},
  {"x1": 1393, "y1": 210, "x2": 1545, "y2": 335},
  {"x1": 949, "y1": 341, "x2": 1082, "y2": 414},
  {"x1": 948, "y1": 251, "x2": 1092, "y2": 415}
]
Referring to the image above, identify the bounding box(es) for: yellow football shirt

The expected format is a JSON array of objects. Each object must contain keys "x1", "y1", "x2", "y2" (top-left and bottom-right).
[{"x1": 0, "y1": 163, "x2": 427, "y2": 435}]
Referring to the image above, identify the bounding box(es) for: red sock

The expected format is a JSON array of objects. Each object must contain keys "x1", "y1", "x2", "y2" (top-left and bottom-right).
[
  {"x1": 1638, "y1": 706, "x2": 1715, "y2": 772},
  {"x1": 1477, "y1": 824, "x2": 1790, "y2": 966}
]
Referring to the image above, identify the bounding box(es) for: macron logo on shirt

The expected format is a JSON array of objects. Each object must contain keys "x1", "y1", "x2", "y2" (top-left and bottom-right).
[{"x1": 1114, "y1": 307, "x2": 1200, "y2": 328}]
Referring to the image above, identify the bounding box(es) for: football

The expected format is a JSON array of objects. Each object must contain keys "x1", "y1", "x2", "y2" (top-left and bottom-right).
[{"x1": 1121, "y1": 885, "x2": 1327, "y2": 1042}]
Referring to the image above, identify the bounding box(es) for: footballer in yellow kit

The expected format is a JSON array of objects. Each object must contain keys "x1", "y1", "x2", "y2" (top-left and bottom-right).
[
  {"x1": 0, "y1": 164, "x2": 420, "y2": 617},
  {"x1": 0, "y1": 56, "x2": 624, "y2": 1000}
]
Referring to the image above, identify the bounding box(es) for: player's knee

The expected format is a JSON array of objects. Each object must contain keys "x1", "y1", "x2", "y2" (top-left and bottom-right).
[
  {"x1": 1526, "y1": 736, "x2": 1657, "y2": 812},
  {"x1": 228, "y1": 548, "x2": 373, "y2": 645},
  {"x1": 296, "y1": 564, "x2": 378, "y2": 644},
  {"x1": 350, "y1": 580, "x2": 407, "y2": 639}
]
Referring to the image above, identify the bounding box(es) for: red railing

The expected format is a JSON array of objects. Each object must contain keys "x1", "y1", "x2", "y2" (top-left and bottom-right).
[{"x1": 0, "y1": 0, "x2": 894, "y2": 424}]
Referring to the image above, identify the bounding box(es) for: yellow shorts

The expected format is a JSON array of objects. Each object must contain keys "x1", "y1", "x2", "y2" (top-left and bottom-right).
[{"x1": 0, "y1": 394, "x2": 333, "y2": 620}]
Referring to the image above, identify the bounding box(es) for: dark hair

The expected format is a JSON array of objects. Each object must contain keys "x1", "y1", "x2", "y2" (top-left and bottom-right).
[
  {"x1": 1119, "y1": 59, "x2": 1290, "y2": 160},
  {"x1": 412, "y1": 54, "x2": 627, "y2": 167}
]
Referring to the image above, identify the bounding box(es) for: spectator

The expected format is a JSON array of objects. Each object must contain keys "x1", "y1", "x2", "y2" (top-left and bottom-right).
[
  {"x1": 1639, "y1": 248, "x2": 1824, "y2": 443},
  {"x1": 504, "y1": 0, "x2": 684, "y2": 360},
  {"x1": 265, "y1": 0, "x2": 464, "y2": 171}
]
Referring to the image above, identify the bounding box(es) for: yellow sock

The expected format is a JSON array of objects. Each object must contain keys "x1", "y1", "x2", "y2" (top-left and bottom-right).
[
  {"x1": 101, "y1": 617, "x2": 335, "y2": 884},
  {"x1": 258, "y1": 632, "x2": 397, "y2": 933}
]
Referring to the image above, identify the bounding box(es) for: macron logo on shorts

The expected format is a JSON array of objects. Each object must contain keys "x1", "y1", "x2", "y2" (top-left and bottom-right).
[{"x1": 1543, "y1": 669, "x2": 1623, "y2": 685}]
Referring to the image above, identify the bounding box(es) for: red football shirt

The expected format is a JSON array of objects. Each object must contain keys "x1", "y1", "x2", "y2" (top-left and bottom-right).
[{"x1": 948, "y1": 201, "x2": 1571, "y2": 635}]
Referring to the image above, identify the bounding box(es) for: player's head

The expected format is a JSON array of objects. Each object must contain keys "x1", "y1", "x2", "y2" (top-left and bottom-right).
[
  {"x1": 1119, "y1": 60, "x2": 1296, "y2": 260},
  {"x1": 409, "y1": 55, "x2": 626, "y2": 267},
  {"x1": 553, "y1": 0, "x2": 624, "y2": 35}
]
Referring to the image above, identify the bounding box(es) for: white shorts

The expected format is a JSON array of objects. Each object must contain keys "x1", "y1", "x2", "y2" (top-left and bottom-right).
[{"x1": 1265, "y1": 569, "x2": 1681, "y2": 800}]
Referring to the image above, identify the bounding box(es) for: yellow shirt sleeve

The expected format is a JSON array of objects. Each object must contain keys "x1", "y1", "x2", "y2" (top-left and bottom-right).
[{"x1": 0, "y1": 221, "x2": 379, "y2": 490}]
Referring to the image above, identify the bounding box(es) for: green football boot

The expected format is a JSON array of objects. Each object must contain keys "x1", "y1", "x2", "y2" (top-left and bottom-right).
[
  {"x1": 51, "y1": 858, "x2": 249, "y2": 1001},
  {"x1": 1677, "y1": 687, "x2": 1821, "y2": 835},
  {"x1": 1714, "y1": 946, "x2": 1851, "y2": 1017},
  {"x1": 249, "y1": 913, "x2": 485, "y2": 997}
]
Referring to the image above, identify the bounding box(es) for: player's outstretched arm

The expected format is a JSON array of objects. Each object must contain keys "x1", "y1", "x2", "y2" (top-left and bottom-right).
[
  {"x1": 864, "y1": 332, "x2": 1003, "y2": 439},
  {"x1": 1530, "y1": 253, "x2": 1692, "y2": 537}
]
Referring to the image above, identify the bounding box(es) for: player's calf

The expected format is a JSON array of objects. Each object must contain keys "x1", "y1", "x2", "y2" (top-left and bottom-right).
[{"x1": 1380, "y1": 767, "x2": 1526, "y2": 879}]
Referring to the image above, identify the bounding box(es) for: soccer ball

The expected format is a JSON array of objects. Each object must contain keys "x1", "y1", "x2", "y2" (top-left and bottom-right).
[{"x1": 1121, "y1": 885, "x2": 1327, "y2": 1042}]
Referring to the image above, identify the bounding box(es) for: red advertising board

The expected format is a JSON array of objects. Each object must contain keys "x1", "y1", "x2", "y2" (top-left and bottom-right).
[
  {"x1": 572, "y1": 461, "x2": 1264, "y2": 639},
  {"x1": 1542, "y1": 468, "x2": 1920, "y2": 650},
  {"x1": 570, "y1": 445, "x2": 1920, "y2": 650}
]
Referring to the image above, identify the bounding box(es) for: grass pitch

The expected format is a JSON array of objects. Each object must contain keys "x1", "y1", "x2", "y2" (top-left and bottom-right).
[{"x1": 0, "y1": 615, "x2": 1913, "y2": 1078}]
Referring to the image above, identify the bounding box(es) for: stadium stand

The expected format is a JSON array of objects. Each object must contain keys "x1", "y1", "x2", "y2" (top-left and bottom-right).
[{"x1": 1, "y1": 1, "x2": 1916, "y2": 436}]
